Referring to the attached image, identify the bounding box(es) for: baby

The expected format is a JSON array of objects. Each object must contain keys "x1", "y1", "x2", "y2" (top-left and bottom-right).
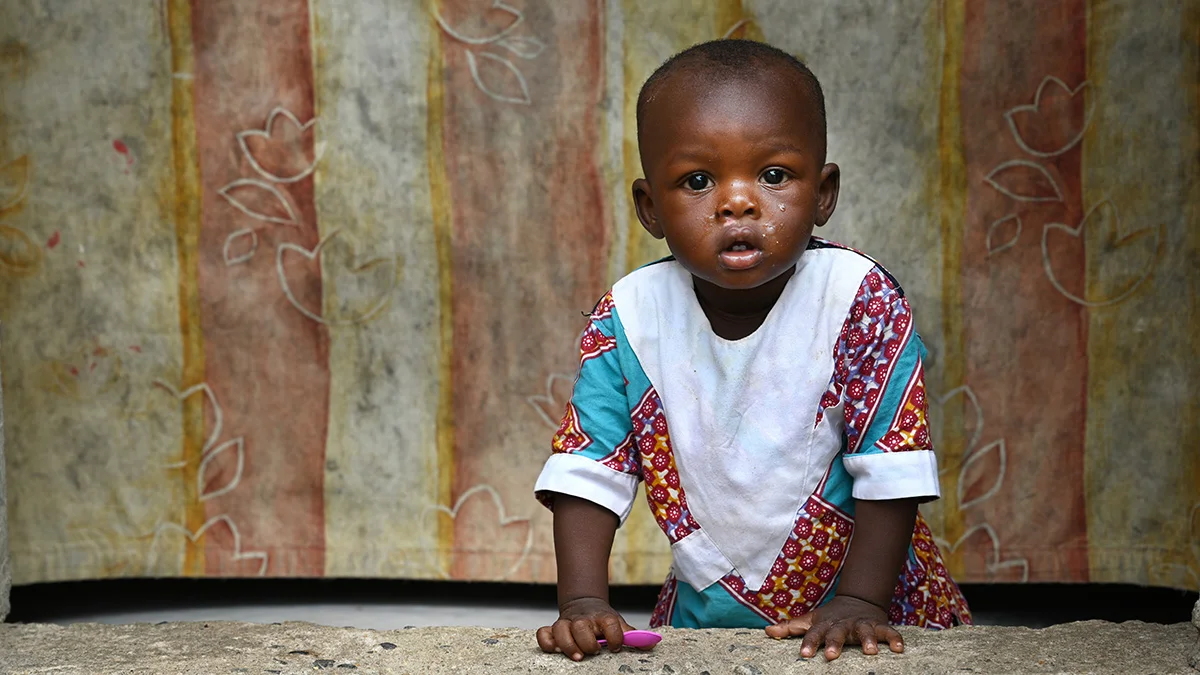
[{"x1": 533, "y1": 39, "x2": 971, "y2": 662}]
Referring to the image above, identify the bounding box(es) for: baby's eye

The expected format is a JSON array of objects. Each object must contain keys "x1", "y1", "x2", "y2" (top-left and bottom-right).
[
  {"x1": 761, "y1": 169, "x2": 788, "y2": 185},
  {"x1": 686, "y1": 173, "x2": 712, "y2": 191}
]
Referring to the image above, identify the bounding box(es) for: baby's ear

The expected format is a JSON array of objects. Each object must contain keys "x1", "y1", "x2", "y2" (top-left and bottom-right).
[
  {"x1": 632, "y1": 179, "x2": 664, "y2": 239},
  {"x1": 815, "y1": 163, "x2": 841, "y2": 227}
]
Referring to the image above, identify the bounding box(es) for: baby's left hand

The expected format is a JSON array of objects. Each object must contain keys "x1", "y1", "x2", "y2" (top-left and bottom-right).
[{"x1": 764, "y1": 595, "x2": 903, "y2": 661}]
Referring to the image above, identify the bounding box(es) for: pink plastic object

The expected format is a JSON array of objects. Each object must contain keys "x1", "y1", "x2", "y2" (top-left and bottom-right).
[{"x1": 597, "y1": 630, "x2": 662, "y2": 649}]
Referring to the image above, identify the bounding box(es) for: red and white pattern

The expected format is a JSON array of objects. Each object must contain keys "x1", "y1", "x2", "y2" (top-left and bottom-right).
[
  {"x1": 816, "y1": 267, "x2": 915, "y2": 452},
  {"x1": 888, "y1": 515, "x2": 972, "y2": 628},
  {"x1": 579, "y1": 321, "x2": 617, "y2": 364},
  {"x1": 632, "y1": 386, "x2": 698, "y2": 544},
  {"x1": 649, "y1": 573, "x2": 678, "y2": 628},
  {"x1": 718, "y1": 496, "x2": 853, "y2": 623},
  {"x1": 551, "y1": 402, "x2": 592, "y2": 454},
  {"x1": 590, "y1": 291, "x2": 615, "y2": 320},
  {"x1": 874, "y1": 358, "x2": 933, "y2": 453},
  {"x1": 599, "y1": 431, "x2": 638, "y2": 474}
]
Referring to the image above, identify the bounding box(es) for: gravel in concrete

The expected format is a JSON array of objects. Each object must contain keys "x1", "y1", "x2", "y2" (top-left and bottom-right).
[
  {"x1": 0, "y1": 620, "x2": 1195, "y2": 674},
  {"x1": 0, "y1": 375, "x2": 8, "y2": 623},
  {"x1": 1190, "y1": 599, "x2": 1200, "y2": 670}
]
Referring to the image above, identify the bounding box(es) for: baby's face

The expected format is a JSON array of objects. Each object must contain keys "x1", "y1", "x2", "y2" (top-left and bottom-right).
[{"x1": 634, "y1": 67, "x2": 837, "y2": 291}]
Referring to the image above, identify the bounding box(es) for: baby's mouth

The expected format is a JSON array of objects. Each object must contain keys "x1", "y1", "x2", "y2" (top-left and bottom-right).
[{"x1": 718, "y1": 240, "x2": 764, "y2": 270}]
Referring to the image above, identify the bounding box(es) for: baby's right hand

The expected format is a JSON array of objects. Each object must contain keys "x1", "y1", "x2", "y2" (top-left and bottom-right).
[{"x1": 535, "y1": 597, "x2": 635, "y2": 661}]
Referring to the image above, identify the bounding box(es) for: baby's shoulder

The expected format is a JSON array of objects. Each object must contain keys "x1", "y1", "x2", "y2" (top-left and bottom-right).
[
  {"x1": 584, "y1": 289, "x2": 617, "y2": 322},
  {"x1": 804, "y1": 237, "x2": 906, "y2": 298}
]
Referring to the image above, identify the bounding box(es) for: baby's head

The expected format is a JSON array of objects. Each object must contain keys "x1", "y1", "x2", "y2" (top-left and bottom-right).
[{"x1": 632, "y1": 39, "x2": 840, "y2": 291}]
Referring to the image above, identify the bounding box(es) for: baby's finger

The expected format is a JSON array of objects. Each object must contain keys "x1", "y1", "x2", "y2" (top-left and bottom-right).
[
  {"x1": 854, "y1": 621, "x2": 879, "y2": 655},
  {"x1": 570, "y1": 619, "x2": 602, "y2": 657},
  {"x1": 599, "y1": 615, "x2": 625, "y2": 652},
  {"x1": 877, "y1": 624, "x2": 905, "y2": 653},
  {"x1": 766, "y1": 616, "x2": 810, "y2": 640},
  {"x1": 552, "y1": 621, "x2": 583, "y2": 661},
  {"x1": 536, "y1": 626, "x2": 559, "y2": 654},
  {"x1": 798, "y1": 622, "x2": 829, "y2": 659},
  {"x1": 822, "y1": 623, "x2": 849, "y2": 661}
]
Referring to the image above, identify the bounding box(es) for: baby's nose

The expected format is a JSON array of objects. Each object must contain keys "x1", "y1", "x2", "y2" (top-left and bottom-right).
[{"x1": 719, "y1": 187, "x2": 758, "y2": 218}]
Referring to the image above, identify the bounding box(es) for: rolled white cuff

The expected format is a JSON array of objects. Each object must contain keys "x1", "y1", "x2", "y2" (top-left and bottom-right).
[
  {"x1": 534, "y1": 453, "x2": 640, "y2": 523},
  {"x1": 842, "y1": 450, "x2": 941, "y2": 501}
]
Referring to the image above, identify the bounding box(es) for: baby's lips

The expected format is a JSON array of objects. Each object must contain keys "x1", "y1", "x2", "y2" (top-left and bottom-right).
[
  {"x1": 716, "y1": 223, "x2": 763, "y2": 251},
  {"x1": 718, "y1": 247, "x2": 765, "y2": 270}
]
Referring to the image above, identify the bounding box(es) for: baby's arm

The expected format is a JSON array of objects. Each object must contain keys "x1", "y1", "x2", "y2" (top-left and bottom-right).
[
  {"x1": 767, "y1": 267, "x2": 941, "y2": 660},
  {"x1": 533, "y1": 297, "x2": 643, "y2": 660},
  {"x1": 535, "y1": 494, "x2": 634, "y2": 661},
  {"x1": 829, "y1": 498, "x2": 918, "y2": 613},
  {"x1": 765, "y1": 499, "x2": 917, "y2": 658}
]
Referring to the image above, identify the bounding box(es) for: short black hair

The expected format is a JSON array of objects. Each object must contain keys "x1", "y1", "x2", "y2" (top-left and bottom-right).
[{"x1": 636, "y1": 39, "x2": 826, "y2": 145}]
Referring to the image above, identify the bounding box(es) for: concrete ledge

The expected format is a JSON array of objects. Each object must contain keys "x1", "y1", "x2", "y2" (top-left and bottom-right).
[
  {"x1": 0, "y1": 621, "x2": 1195, "y2": 674},
  {"x1": 1192, "y1": 599, "x2": 1200, "y2": 669},
  {"x1": 0, "y1": 362, "x2": 8, "y2": 623}
]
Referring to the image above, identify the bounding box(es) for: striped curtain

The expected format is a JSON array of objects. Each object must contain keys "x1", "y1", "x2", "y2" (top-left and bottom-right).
[{"x1": 0, "y1": 0, "x2": 1196, "y2": 590}]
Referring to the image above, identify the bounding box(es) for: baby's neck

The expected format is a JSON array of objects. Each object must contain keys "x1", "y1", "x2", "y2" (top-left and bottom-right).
[{"x1": 693, "y1": 267, "x2": 795, "y2": 340}]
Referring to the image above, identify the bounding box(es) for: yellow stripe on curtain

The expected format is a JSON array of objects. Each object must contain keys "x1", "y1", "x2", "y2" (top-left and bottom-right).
[
  {"x1": 2, "y1": 2, "x2": 191, "y2": 583},
  {"x1": 1082, "y1": 0, "x2": 1200, "y2": 589}
]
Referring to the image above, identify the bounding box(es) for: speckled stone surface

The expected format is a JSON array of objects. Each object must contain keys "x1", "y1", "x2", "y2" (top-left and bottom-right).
[
  {"x1": 0, "y1": 621, "x2": 1194, "y2": 674},
  {"x1": 1, "y1": 0, "x2": 1198, "y2": 598},
  {"x1": 1190, "y1": 599, "x2": 1200, "y2": 669}
]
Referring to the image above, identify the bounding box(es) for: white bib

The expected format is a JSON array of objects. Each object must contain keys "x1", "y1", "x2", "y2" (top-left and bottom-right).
[{"x1": 612, "y1": 249, "x2": 873, "y2": 591}]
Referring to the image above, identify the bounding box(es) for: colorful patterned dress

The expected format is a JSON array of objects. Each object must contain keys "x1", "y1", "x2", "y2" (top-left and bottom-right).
[{"x1": 534, "y1": 238, "x2": 972, "y2": 629}]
